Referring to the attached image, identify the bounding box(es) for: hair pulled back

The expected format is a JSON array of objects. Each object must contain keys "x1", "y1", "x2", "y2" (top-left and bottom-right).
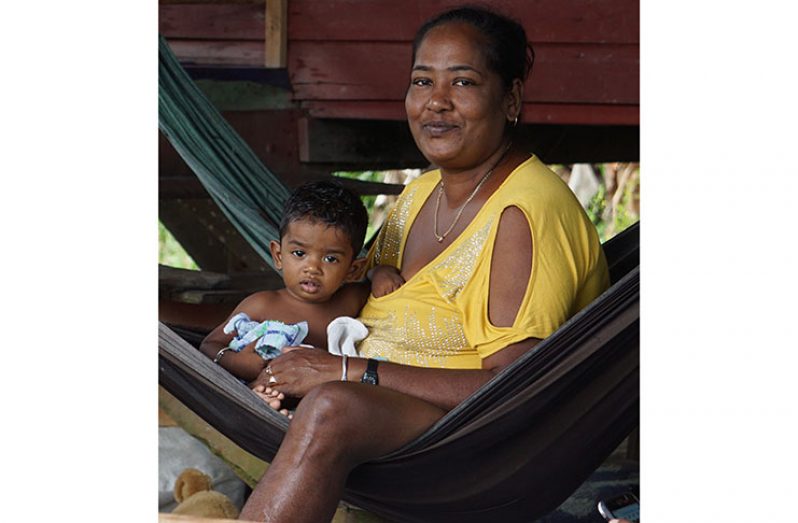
[{"x1": 411, "y1": 5, "x2": 535, "y2": 90}]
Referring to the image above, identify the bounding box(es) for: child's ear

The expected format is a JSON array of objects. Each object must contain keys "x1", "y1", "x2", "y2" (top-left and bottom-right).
[
  {"x1": 269, "y1": 240, "x2": 283, "y2": 270},
  {"x1": 345, "y1": 257, "x2": 368, "y2": 282}
]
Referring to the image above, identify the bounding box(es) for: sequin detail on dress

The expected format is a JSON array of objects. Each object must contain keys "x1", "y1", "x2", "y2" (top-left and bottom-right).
[
  {"x1": 372, "y1": 185, "x2": 418, "y2": 267},
  {"x1": 430, "y1": 220, "x2": 493, "y2": 302},
  {"x1": 358, "y1": 305, "x2": 469, "y2": 367}
]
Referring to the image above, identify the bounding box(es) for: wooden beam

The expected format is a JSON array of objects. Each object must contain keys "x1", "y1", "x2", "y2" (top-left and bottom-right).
[
  {"x1": 300, "y1": 101, "x2": 639, "y2": 126},
  {"x1": 159, "y1": 199, "x2": 274, "y2": 274},
  {"x1": 298, "y1": 116, "x2": 639, "y2": 165},
  {"x1": 298, "y1": 117, "x2": 427, "y2": 168},
  {"x1": 160, "y1": 507, "x2": 386, "y2": 523},
  {"x1": 166, "y1": 40, "x2": 264, "y2": 67},
  {"x1": 265, "y1": 0, "x2": 287, "y2": 68},
  {"x1": 159, "y1": 176, "x2": 210, "y2": 200},
  {"x1": 160, "y1": 514, "x2": 254, "y2": 523},
  {"x1": 159, "y1": 386, "x2": 269, "y2": 488}
]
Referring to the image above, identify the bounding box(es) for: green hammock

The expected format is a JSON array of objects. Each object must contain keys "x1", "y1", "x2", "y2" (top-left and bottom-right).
[{"x1": 158, "y1": 35, "x2": 290, "y2": 269}]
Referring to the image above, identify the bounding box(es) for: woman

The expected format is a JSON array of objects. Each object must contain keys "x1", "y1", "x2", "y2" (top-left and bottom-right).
[{"x1": 240, "y1": 6, "x2": 609, "y2": 522}]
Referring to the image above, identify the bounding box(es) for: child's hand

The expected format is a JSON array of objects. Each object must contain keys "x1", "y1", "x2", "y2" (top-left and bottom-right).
[{"x1": 369, "y1": 265, "x2": 405, "y2": 298}]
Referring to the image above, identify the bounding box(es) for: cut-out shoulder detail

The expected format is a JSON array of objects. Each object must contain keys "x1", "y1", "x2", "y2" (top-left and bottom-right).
[
  {"x1": 488, "y1": 206, "x2": 532, "y2": 328},
  {"x1": 358, "y1": 157, "x2": 608, "y2": 368}
]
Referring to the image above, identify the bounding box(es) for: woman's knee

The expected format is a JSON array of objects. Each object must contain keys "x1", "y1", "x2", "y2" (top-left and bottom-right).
[{"x1": 290, "y1": 382, "x2": 366, "y2": 455}]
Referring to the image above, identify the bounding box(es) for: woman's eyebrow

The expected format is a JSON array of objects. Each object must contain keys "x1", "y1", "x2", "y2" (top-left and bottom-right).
[
  {"x1": 448, "y1": 65, "x2": 482, "y2": 75},
  {"x1": 411, "y1": 64, "x2": 483, "y2": 76}
]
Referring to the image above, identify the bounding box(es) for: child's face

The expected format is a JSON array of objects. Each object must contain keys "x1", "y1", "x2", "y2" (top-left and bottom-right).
[{"x1": 270, "y1": 218, "x2": 364, "y2": 303}]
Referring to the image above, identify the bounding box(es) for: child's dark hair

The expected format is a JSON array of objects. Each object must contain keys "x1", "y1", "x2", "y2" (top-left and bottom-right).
[
  {"x1": 412, "y1": 5, "x2": 534, "y2": 90},
  {"x1": 279, "y1": 180, "x2": 369, "y2": 255}
]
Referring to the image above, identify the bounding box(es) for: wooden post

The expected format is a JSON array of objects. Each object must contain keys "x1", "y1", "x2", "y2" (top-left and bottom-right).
[{"x1": 265, "y1": 0, "x2": 288, "y2": 68}]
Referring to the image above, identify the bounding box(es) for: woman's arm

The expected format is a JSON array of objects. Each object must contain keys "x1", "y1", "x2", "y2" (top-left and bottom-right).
[
  {"x1": 253, "y1": 207, "x2": 538, "y2": 410},
  {"x1": 350, "y1": 337, "x2": 540, "y2": 409},
  {"x1": 252, "y1": 337, "x2": 540, "y2": 411}
]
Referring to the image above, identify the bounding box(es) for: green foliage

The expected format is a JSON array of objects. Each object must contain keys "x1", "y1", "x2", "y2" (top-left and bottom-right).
[
  {"x1": 611, "y1": 172, "x2": 640, "y2": 238},
  {"x1": 333, "y1": 171, "x2": 385, "y2": 241},
  {"x1": 586, "y1": 184, "x2": 609, "y2": 239},
  {"x1": 158, "y1": 221, "x2": 199, "y2": 270},
  {"x1": 570, "y1": 163, "x2": 640, "y2": 243}
]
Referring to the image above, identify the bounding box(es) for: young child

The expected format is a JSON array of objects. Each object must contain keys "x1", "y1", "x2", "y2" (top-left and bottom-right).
[{"x1": 199, "y1": 181, "x2": 371, "y2": 392}]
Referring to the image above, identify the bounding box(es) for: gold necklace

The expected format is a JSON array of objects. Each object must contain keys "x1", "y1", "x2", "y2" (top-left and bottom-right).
[{"x1": 433, "y1": 142, "x2": 512, "y2": 243}]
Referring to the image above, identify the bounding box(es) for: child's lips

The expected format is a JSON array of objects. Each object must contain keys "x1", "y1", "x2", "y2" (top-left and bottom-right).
[{"x1": 300, "y1": 280, "x2": 321, "y2": 293}]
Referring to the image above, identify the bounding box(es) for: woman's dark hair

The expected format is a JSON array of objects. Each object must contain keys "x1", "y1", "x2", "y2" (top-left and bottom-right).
[
  {"x1": 278, "y1": 180, "x2": 368, "y2": 255},
  {"x1": 411, "y1": 5, "x2": 535, "y2": 90}
]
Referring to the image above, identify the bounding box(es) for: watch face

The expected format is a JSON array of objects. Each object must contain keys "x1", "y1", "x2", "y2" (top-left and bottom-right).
[{"x1": 361, "y1": 359, "x2": 379, "y2": 385}]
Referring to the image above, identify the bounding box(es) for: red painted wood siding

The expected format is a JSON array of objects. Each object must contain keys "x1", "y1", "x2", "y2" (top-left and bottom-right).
[{"x1": 159, "y1": 0, "x2": 639, "y2": 125}]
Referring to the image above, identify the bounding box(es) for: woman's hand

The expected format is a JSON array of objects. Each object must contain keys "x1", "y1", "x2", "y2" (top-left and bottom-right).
[
  {"x1": 250, "y1": 347, "x2": 341, "y2": 398},
  {"x1": 369, "y1": 265, "x2": 406, "y2": 297}
]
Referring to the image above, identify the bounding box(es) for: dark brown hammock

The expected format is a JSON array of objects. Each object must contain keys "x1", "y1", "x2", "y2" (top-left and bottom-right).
[{"x1": 159, "y1": 222, "x2": 639, "y2": 523}]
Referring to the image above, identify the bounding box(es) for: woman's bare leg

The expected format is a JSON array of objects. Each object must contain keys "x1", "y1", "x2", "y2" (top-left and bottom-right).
[{"x1": 239, "y1": 382, "x2": 446, "y2": 522}]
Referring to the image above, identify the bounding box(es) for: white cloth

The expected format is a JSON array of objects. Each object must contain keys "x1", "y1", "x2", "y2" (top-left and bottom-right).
[
  {"x1": 158, "y1": 427, "x2": 247, "y2": 513},
  {"x1": 326, "y1": 316, "x2": 368, "y2": 357}
]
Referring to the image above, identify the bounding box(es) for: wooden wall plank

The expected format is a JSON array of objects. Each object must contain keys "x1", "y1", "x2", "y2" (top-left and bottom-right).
[
  {"x1": 519, "y1": 103, "x2": 639, "y2": 126},
  {"x1": 160, "y1": 0, "x2": 639, "y2": 44},
  {"x1": 167, "y1": 40, "x2": 264, "y2": 66},
  {"x1": 160, "y1": 0, "x2": 263, "y2": 4},
  {"x1": 287, "y1": 0, "x2": 638, "y2": 44},
  {"x1": 289, "y1": 42, "x2": 638, "y2": 105},
  {"x1": 159, "y1": 4, "x2": 264, "y2": 40}
]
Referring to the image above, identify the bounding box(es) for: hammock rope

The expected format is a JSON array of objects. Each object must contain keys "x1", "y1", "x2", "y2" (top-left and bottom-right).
[{"x1": 158, "y1": 35, "x2": 291, "y2": 268}]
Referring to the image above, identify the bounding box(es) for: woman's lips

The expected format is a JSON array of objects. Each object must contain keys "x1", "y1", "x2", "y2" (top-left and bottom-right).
[{"x1": 423, "y1": 121, "x2": 459, "y2": 137}]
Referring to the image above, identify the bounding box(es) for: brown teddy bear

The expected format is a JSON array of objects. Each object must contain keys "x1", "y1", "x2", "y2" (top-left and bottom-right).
[{"x1": 171, "y1": 468, "x2": 240, "y2": 519}]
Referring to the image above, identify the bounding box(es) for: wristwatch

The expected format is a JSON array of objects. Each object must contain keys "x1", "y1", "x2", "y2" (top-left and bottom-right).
[{"x1": 360, "y1": 358, "x2": 379, "y2": 385}]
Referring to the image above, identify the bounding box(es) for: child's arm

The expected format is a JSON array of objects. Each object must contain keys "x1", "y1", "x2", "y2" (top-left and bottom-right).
[
  {"x1": 368, "y1": 264, "x2": 405, "y2": 298},
  {"x1": 199, "y1": 292, "x2": 272, "y2": 382}
]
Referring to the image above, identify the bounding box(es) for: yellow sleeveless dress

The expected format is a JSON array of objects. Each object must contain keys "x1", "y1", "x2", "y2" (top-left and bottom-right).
[{"x1": 357, "y1": 156, "x2": 609, "y2": 369}]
